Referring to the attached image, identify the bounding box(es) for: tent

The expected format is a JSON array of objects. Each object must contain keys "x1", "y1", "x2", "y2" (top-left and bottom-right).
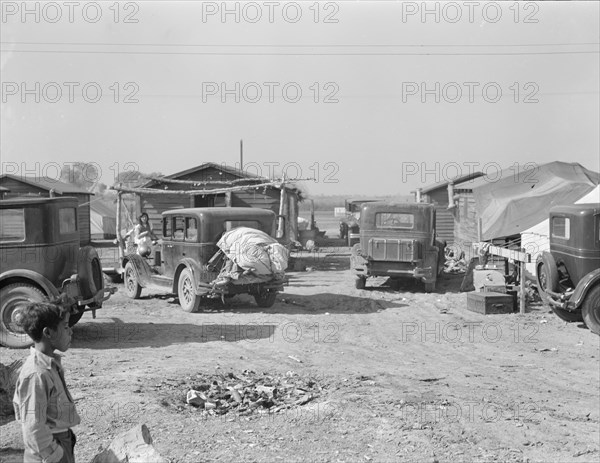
[
  {"x1": 521, "y1": 185, "x2": 600, "y2": 277},
  {"x1": 472, "y1": 162, "x2": 599, "y2": 241},
  {"x1": 90, "y1": 199, "x2": 117, "y2": 239}
]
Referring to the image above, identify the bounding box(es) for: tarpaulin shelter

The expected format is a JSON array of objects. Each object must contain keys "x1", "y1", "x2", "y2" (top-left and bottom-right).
[
  {"x1": 473, "y1": 161, "x2": 599, "y2": 240},
  {"x1": 521, "y1": 184, "x2": 600, "y2": 277},
  {"x1": 452, "y1": 162, "x2": 599, "y2": 259}
]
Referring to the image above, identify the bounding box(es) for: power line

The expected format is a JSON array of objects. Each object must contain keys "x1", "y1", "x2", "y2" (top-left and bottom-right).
[
  {"x1": 2, "y1": 41, "x2": 599, "y2": 48},
  {"x1": 2, "y1": 49, "x2": 597, "y2": 56}
]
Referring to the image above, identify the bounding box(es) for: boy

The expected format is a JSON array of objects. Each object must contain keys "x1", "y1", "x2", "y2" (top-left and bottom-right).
[{"x1": 13, "y1": 299, "x2": 81, "y2": 463}]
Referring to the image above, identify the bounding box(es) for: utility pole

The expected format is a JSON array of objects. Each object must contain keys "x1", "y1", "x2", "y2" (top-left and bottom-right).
[{"x1": 240, "y1": 139, "x2": 243, "y2": 171}]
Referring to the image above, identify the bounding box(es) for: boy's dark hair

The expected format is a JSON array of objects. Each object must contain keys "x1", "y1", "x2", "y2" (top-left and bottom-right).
[{"x1": 17, "y1": 296, "x2": 74, "y2": 342}]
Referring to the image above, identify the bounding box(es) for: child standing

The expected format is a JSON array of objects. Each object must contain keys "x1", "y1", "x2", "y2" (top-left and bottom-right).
[{"x1": 13, "y1": 300, "x2": 80, "y2": 463}]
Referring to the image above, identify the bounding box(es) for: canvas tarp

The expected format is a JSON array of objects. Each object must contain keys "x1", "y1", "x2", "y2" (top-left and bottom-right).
[
  {"x1": 90, "y1": 199, "x2": 117, "y2": 239},
  {"x1": 472, "y1": 162, "x2": 599, "y2": 241}
]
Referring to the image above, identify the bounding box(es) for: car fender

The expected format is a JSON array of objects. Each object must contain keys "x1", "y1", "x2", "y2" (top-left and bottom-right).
[
  {"x1": 173, "y1": 258, "x2": 209, "y2": 294},
  {"x1": 122, "y1": 254, "x2": 154, "y2": 287},
  {"x1": 0, "y1": 269, "x2": 60, "y2": 298},
  {"x1": 421, "y1": 246, "x2": 439, "y2": 283},
  {"x1": 570, "y1": 268, "x2": 600, "y2": 309}
]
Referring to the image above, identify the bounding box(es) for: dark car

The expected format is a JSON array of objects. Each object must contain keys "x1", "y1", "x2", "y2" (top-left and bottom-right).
[
  {"x1": 0, "y1": 197, "x2": 115, "y2": 348},
  {"x1": 536, "y1": 203, "x2": 600, "y2": 334},
  {"x1": 350, "y1": 202, "x2": 445, "y2": 292},
  {"x1": 122, "y1": 207, "x2": 286, "y2": 312}
]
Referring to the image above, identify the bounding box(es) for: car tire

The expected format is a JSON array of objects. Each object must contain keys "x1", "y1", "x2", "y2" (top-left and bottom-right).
[
  {"x1": 78, "y1": 246, "x2": 104, "y2": 305},
  {"x1": 582, "y1": 284, "x2": 600, "y2": 335},
  {"x1": 68, "y1": 310, "x2": 84, "y2": 327},
  {"x1": 355, "y1": 276, "x2": 366, "y2": 290},
  {"x1": 0, "y1": 283, "x2": 47, "y2": 348},
  {"x1": 537, "y1": 252, "x2": 560, "y2": 296},
  {"x1": 178, "y1": 268, "x2": 201, "y2": 313},
  {"x1": 254, "y1": 291, "x2": 277, "y2": 308},
  {"x1": 124, "y1": 262, "x2": 142, "y2": 299}
]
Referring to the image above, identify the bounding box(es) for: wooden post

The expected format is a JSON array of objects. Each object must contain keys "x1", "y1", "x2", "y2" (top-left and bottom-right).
[
  {"x1": 116, "y1": 192, "x2": 124, "y2": 260},
  {"x1": 277, "y1": 179, "x2": 286, "y2": 239},
  {"x1": 520, "y1": 260, "x2": 526, "y2": 314},
  {"x1": 225, "y1": 191, "x2": 232, "y2": 207}
]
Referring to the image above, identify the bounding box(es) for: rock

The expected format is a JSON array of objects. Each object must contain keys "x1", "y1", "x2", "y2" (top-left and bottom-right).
[{"x1": 90, "y1": 424, "x2": 168, "y2": 463}]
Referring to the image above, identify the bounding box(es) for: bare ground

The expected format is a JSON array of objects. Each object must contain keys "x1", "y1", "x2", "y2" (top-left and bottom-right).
[{"x1": 1, "y1": 251, "x2": 599, "y2": 462}]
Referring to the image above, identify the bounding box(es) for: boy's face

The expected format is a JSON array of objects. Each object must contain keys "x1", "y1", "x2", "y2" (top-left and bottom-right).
[{"x1": 49, "y1": 313, "x2": 72, "y2": 352}]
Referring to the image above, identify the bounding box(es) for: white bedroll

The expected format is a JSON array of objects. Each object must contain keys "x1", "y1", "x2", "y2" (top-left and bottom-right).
[{"x1": 215, "y1": 227, "x2": 289, "y2": 285}]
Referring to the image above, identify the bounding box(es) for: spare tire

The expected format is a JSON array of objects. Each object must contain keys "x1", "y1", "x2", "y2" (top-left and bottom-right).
[{"x1": 78, "y1": 246, "x2": 104, "y2": 307}]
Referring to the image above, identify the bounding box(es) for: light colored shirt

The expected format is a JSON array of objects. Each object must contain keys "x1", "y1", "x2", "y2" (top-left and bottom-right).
[{"x1": 13, "y1": 348, "x2": 80, "y2": 462}]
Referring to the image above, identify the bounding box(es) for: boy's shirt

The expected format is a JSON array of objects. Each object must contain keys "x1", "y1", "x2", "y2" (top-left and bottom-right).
[{"x1": 13, "y1": 348, "x2": 81, "y2": 461}]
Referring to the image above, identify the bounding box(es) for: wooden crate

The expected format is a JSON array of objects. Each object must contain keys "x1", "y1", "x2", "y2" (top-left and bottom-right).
[{"x1": 467, "y1": 291, "x2": 514, "y2": 315}]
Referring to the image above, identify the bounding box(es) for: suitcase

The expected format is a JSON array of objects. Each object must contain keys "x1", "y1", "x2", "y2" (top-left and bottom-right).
[{"x1": 467, "y1": 291, "x2": 514, "y2": 314}]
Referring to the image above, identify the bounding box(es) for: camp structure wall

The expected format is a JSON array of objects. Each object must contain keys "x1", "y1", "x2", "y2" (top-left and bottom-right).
[
  {"x1": 139, "y1": 193, "x2": 187, "y2": 238},
  {"x1": 453, "y1": 193, "x2": 479, "y2": 260},
  {"x1": 423, "y1": 189, "x2": 455, "y2": 245}
]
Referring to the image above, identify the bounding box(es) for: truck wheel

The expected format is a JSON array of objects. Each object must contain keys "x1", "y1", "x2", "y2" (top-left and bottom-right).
[
  {"x1": 254, "y1": 291, "x2": 277, "y2": 308},
  {"x1": 78, "y1": 246, "x2": 104, "y2": 305},
  {"x1": 582, "y1": 285, "x2": 600, "y2": 335},
  {"x1": 0, "y1": 284, "x2": 46, "y2": 348},
  {"x1": 424, "y1": 282, "x2": 436, "y2": 293},
  {"x1": 124, "y1": 262, "x2": 142, "y2": 299},
  {"x1": 178, "y1": 268, "x2": 201, "y2": 313},
  {"x1": 355, "y1": 276, "x2": 366, "y2": 290}
]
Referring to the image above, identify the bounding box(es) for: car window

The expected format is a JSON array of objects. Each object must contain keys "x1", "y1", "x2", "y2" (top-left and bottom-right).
[
  {"x1": 173, "y1": 216, "x2": 185, "y2": 241},
  {"x1": 163, "y1": 216, "x2": 172, "y2": 239},
  {"x1": 186, "y1": 218, "x2": 198, "y2": 241},
  {"x1": 375, "y1": 213, "x2": 414, "y2": 229},
  {"x1": 225, "y1": 220, "x2": 261, "y2": 232},
  {"x1": 551, "y1": 217, "x2": 570, "y2": 239},
  {"x1": 59, "y1": 208, "x2": 77, "y2": 234},
  {"x1": 0, "y1": 208, "x2": 25, "y2": 242}
]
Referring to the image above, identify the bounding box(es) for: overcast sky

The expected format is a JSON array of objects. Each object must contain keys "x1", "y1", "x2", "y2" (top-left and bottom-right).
[{"x1": 1, "y1": 1, "x2": 598, "y2": 197}]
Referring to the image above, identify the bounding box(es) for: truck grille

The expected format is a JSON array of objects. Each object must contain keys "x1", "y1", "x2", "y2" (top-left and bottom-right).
[{"x1": 368, "y1": 239, "x2": 420, "y2": 262}]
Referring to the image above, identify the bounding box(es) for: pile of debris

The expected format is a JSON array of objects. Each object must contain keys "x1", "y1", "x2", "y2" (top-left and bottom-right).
[
  {"x1": 180, "y1": 370, "x2": 324, "y2": 417},
  {"x1": 444, "y1": 247, "x2": 468, "y2": 274}
]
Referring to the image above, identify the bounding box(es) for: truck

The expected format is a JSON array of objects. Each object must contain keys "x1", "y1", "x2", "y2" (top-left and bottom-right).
[{"x1": 350, "y1": 202, "x2": 445, "y2": 292}]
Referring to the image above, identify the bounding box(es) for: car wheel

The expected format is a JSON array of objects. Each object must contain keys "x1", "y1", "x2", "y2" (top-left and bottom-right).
[
  {"x1": 124, "y1": 262, "x2": 142, "y2": 299},
  {"x1": 68, "y1": 310, "x2": 84, "y2": 327},
  {"x1": 78, "y1": 246, "x2": 104, "y2": 305},
  {"x1": 537, "y1": 252, "x2": 559, "y2": 296},
  {"x1": 0, "y1": 284, "x2": 47, "y2": 348},
  {"x1": 582, "y1": 285, "x2": 600, "y2": 335},
  {"x1": 355, "y1": 276, "x2": 366, "y2": 290},
  {"x1": 551, "y1": 306, "x2": 584, "y2": 323},
  {"x1": 254, "y1": 291, "x2": 277, "y2": 308},
  {"x1": 178, "y1": 268, "x2": 201, "y2": 313}
]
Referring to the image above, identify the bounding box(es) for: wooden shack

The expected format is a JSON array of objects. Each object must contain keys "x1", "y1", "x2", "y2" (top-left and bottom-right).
[
  {"x1": 116, "y1": 163, "x2": 301, "y2": 243},
  {"x1": 0, "y1": 174, "x2": 92, "y2": 244},
  {"x1": 416, "y1": 172, "x2": 484, "y2": 246}
]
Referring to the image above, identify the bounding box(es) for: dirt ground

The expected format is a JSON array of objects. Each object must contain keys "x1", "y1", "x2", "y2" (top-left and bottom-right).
[{"x1": 1, "y1": 250, "x2": 599, "y2": 463}]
